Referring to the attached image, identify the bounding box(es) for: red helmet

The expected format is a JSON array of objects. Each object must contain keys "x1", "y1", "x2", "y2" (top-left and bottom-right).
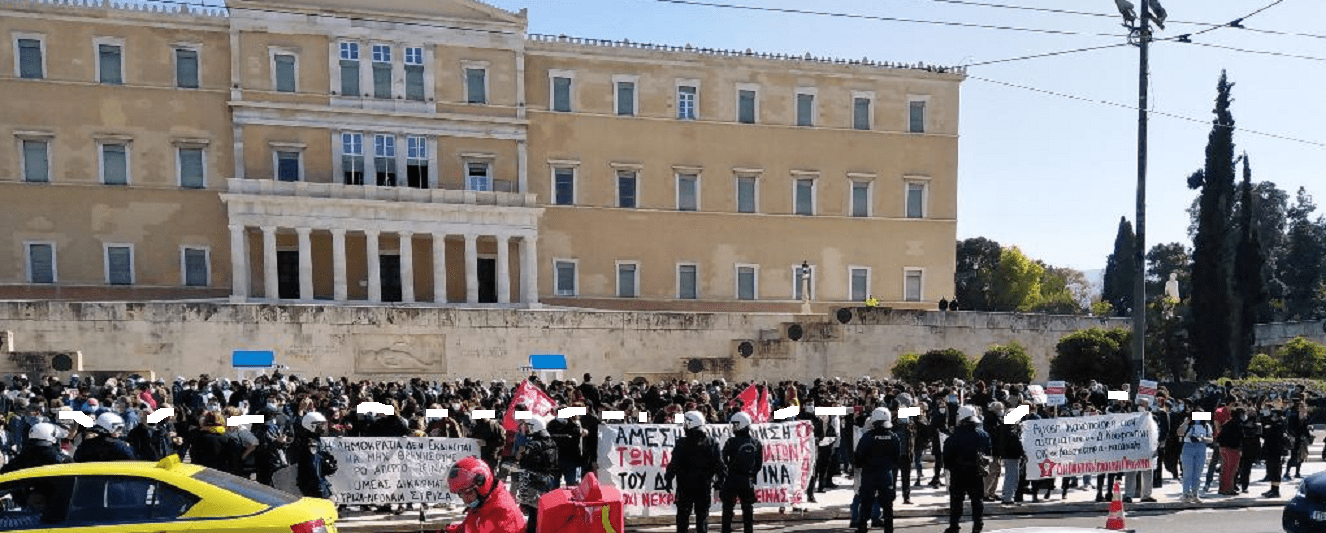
[{"x1": 448, "y1": 457, "x2": 495, "y2": 497}]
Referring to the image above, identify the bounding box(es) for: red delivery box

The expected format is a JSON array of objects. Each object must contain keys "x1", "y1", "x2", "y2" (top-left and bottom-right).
[{"x1": 536, "y1": 473, "x2": 625, "y2": 533}]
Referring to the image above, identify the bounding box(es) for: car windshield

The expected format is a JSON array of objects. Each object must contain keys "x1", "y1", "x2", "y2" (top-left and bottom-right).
[{"x1": 191, "y1": 469, "x2": 299, "y2": 507}]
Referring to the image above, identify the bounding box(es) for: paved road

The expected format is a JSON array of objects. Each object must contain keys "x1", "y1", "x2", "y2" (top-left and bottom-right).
[{"x1": 736, "y1": 506, "x2": 1286, "y2": 533}]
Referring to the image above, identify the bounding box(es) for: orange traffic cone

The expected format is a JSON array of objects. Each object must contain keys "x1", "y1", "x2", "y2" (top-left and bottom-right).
[{"x1": 1105, "y1": 480, "x2": 1126, "y2": 530}]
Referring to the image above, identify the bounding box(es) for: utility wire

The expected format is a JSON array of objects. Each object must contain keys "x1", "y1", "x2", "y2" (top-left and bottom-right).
[
  {"x1": 1178, "y1": 40, "x2": 1326, "y2": 62},
  {"x1": 964, "y1": 42, "x2": 1131, "y2": 67},
  {"x1": 652, "y1": 0, "x2": 1128, "y2": 37},
  {"x1": 921, "y1": 0, "x2": 1325, "y2": 40},
  {"x1": 967, "y1": 74, "x2": 1324, "y2": 148}
]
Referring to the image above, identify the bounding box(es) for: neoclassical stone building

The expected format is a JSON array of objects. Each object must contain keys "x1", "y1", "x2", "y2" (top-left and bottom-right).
[{"x1": 0, "y1": 0, "x2": 964, "y2": 312}]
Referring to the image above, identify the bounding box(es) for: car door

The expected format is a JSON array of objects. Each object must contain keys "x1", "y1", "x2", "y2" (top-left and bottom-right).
[
  {"x1": 0, "y1": 476, "x2": 73, "y2": 530},
  {"x1": 58, "y1": 475, "x2": 201, "y2": 532}
]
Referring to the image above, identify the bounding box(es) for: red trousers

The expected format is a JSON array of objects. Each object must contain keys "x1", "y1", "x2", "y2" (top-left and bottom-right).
[{"x1": 1219, "y1": 447, "x2": 1241, "y2": 493}]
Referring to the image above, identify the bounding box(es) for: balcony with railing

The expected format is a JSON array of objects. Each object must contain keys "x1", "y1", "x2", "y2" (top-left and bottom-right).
[{"x1": 225, "y1": 178, "x2": 536, "y2": 208}]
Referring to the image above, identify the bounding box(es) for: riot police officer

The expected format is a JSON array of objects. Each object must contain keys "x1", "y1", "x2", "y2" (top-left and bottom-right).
[
  {"x1": 721, "y1": 412, "x2": 763, "y2": 533},
  {"x1": 665, "y1": 411, "x2": 725, "y2": 533},
  {"x1": 943, "y1": 405, "x2": 992, "y2": 533},
  {"x1": 295, "y1": 412, "x2": 335, "y2": 499},
  {"x1": 854, "y1": 408, "x2": 901, "y2": 533},
  {"x1": 73, "y1": 412, "x2": 136, "y2": 462},
  {"x1": 1, "y1": 423, "x2": 70, "y2": 473}
]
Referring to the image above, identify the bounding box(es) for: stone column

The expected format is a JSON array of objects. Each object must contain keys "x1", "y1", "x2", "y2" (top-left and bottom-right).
[
  {"x1": 331, "y1": 228, "x2": 347, "y2": 301},
  {"x1": 296, "y1": 227, "x2": 313, "y2": 301},
  {"x1": 520, "y1": 234, "x2": 538, "y2": 305},
  {"x1": 496, "y1": 234, "x2": 510, "y2": 304},
  {"x1": 432, "y1": 233, "x2": 447, "y2": 304},
  {"x1": 366, "y1": 229, "x2": 381, "y2": 303},
  {"x1": 399, "y1": 231, "x2": 415, "y2": 303},
  {"x1": 464, "y1": 234, "x2": 478, "y2": 304},
  {"x1": 228, "y1": 224, "x2": 249, "y2": 302},
  {"x1": 261, "y1": 226, "x2": 278, "y2": 300}
]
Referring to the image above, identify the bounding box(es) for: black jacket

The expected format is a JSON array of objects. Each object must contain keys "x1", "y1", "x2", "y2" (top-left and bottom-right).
[
  {"x1": 722, "y1": 431, "x2": 764, "y2": 488},
  {"x1": 73, "y1": 435, "x2": 136, "y2": 463},
  {"x1": 854, "y1": 426, "x2": 902, "y2": 484},
  {"x1": 1, "y1": 441, "x2": 69, "y2": 473},
  {"x1": 665, "y1": 429, "x2": 725, "y2": 496},
  {"x1": 943, "y1": 422, "x2": 992, "y2": 477}
]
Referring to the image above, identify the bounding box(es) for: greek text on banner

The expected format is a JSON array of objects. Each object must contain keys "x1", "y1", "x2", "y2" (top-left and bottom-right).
[
  {"x1": 321, "y1": 437, "x2": 481, "y2": 506},
  {"x1": 1020, "y1": 412, "x2": 1158, "y2": 480}
]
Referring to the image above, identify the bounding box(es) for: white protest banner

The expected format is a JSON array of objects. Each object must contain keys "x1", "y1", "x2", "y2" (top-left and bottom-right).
[
  {"x1": 597, "y1": 421, "x2": 815, "y2": 516},
  {"x1": 1045, "y1": 381, "x2": 1067, "y2": 406},
  {"x1": 1136, "y1": 380, "x2": 1158, "y2": 406},
  {"x1": 322, "y1": 437, "x2": 481, "y2": 506},
  {"x1": 1020, "y1": 412, "x2": 1158, "y2": 480},
  {"x1": 1027, "y1": 385, "x2": 1048, "y2": 406}
]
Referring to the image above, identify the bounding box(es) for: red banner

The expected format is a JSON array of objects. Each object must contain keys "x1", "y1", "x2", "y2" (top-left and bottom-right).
[
  {"x1": 503, "y1": 380, "x2": 556, "y2": 431},
  {"x1": 734, "y1": 384, "x2": 772, "y2": 424}
]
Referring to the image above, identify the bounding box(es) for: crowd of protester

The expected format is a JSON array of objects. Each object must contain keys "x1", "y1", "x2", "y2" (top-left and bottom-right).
[{"x1": 0, "y1": 370, "x2": 1321, "y2": 517}]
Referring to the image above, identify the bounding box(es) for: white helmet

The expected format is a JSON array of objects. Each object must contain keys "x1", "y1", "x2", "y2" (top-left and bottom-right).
[
  {"x1": 730, "y1": 412, "x2": 753, "y2": 431},
  {"x1": 28, "y1": 422, "x2": 67, "y2": 444},
  {"x1": 957, "y1": 405, "x2": 980, "y2": 423},
  {"x1": 870, "y1": 407, "x2": 893, "y2": 429},
  {"x1": 683, "y1": 411, "x2": 705, "y2": 430},
  {"x1": 301, "y1": 411, "x2": 328, "y2": 433},
  {"x1": 524, "y1": 417, "x2": 548, "y2": 436},
  {"x1": 94, "y1": 412, "x2": 125, "y2": 435}
]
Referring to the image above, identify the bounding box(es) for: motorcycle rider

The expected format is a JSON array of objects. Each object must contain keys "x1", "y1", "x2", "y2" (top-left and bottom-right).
[{"x1": 444, "y1": 456, "x2": 526, "y2": 533}]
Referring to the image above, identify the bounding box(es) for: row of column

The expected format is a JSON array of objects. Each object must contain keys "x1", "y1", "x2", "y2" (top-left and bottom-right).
[{"x1": 228, "y1": 224, "x2": 538, "y2": 304}]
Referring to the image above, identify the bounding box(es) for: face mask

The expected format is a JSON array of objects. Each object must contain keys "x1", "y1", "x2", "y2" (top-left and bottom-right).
[
  {"x1": 1071, "y1": 410, "x2": 1082, "y2": 416},
  {"x1": 1262, "y1": 410, "x2": 1271, "y2": 417},
  {"x1": 465, "y1": 495, "x2": 482, "y2": 509},
  {"x1": 1240, "y1": 415, "x2": 1248, "y2": 421}
]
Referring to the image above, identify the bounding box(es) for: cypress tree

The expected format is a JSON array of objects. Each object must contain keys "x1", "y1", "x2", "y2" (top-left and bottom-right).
[
  {"x1": 1233, "y1": 154, "x2": 1266, "y2": 376},
  {"x1": 1187, "y1": 71, "x2": 1238, "y2": 379},
  {"x1": 1102, "y1": 217, "x2": 1136, "y2": 317}
]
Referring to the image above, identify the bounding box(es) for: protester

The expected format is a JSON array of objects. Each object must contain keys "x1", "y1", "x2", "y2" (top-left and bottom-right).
[
  {"x1": 1177, "y1": 406, "x2": 1213, "y2": 503},
  {"x1": 720, "y1": 412, "x2": 762, "y2": 533},
  {"x1": 665, "y1": 411, "x2": 725, "y2": 533},
  {"x1": 295, "y1": 411, "x2": 335, "y2": 499},
  {"x1": 515, "y1": 417, "x2": 559, "y2": 533}
]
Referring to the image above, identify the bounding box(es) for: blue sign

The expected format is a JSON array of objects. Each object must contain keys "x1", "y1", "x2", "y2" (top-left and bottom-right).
[
  {"x1": 528, "y1": 354, "x2": 567, "y2": 371},
  {"x1": 232, "y1": 350, "x2": 275, "y2": 368}
]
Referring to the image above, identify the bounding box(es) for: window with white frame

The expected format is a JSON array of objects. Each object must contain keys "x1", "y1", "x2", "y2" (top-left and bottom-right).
[
  {"x1": 736, "y1": 174, "x2": 758, "y2": 214},
  {"x1": 795, "y1": 89, "x2": 816, "y2": 127},
  {"x1": 677, "y1": 172, "x2": 699, "y2": 211},
  {"x1": 15, "y1": 35, "x2": 44, "y2": 79},
  {"x1": 737, "y1": 85, "x2": 757, "y2": 124},
  {"x1": 404, "y1": 46, "x2": 425, "y2": 101},
  {"x1": 371, "y1": 44, "x2": 392, "y2": 99},
  {"x1": 466, "y1": 160, "x2": 492, "y2": 191},
  {"x1": 616, "y1": 169, "x2": 637, "y2": 208},
  {"x1": 852, "y1": 92, "x2": 873, "y2": 130},
  {"x1": 678, "y1": 263, "x2": 698, "y2": 299},
  {"x1": 275, "y1": 149, "x2": 301, "y2": 182},
  {"x1": 20, "y1": 137, "x2": 50, "y2": 183},
  {"x1": 550, "y1": 71, "x2": 573, "y2": 112},
  {"x1": 182, "y1": 247, "x2": 208, "y2": 287},
  {"x1": 677, "y1": 82, "x2": 698, "y2": 120},
  {"x1": 905, "y1": 180, "x2": 927, "y2": 218},
  {"x1": 406, "y1": 136, "x2": 428, "y2": 188},
  {"x1": 792, "y1": 264, "x2": 815, "y2": 300},
  {"x1": 96, "y1": 38, "x2": 123, "y2": 85},
  {"x1": 341, "y1": 133, "x2": 364, "y2": 185},
  {"x1": 175, "y1": 46, "x2": 199, "y2": 89},
  {"x1": 850, "y1": 267, "x2": 870, "y2": 302},
  {"x1": 465, "y1": 66, "x2": 487, "y2": 104},
  {"x1": 794, "y1": 176, "x2": 816, "y2": 216},
  {"x1": 904, "y1": 269, "x2": 923, "y2": 302},
  {"x1": 850, "y1": 180, "x2": 871, "y2": 217},
  {"x1": 105, "y1": 244, "x2": 133, "y2": 285},
  {"x1": 100, "y1": 141, "x2": 129, "y2": 185},
  {"x1": 26, "y1": 242, "x2": 54, "y2": 284},
  {"x1": 909, "y1": 97, "x2": 928, "y2": 133},
  {"x1": 614, "y1": 76, "x2": 637, "y2": 116},
  {"x1": 177, "y1": 145, "x2": 205, "y2": 189},
  {"x1": 373, "y1": 134, "x2": 396, "y2": 186},
  {"x1": 736, "y1": 265, "x2": 758, "y2": 300},
  {"x1": 272, "y1": 51, "x2": 296, "y2": 93},
  {"x1": 616, "y1": 262, "x2": 638, "y2": 298},
  {"x1": 553, "y1": 166, "x2": 575, "y2": 205},
  {"x1": 339, "y1": 41, "x2": 360, "y2": 96},
  {"x1": 554, "y1": 260, "x2": 577, "y2": 296}
]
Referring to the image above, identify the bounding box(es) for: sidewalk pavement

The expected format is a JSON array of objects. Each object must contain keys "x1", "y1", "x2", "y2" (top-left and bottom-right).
[{"x1": 337, "y1": 442, "x2": 1326, "y2": 532}]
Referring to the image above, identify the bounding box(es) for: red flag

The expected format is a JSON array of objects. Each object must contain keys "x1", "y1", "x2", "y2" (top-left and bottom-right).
[
  {"x1": 503, "y1": 380, "x2": 556, "y2": 431},
  {"x1": 734, "y1": 384, "x2": 772, "y2": 424}
]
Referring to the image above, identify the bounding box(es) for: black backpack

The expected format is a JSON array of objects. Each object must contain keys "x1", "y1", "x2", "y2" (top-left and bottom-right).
[{"x1": 732, "y1": 438, "x2": 761, "y2": 476}]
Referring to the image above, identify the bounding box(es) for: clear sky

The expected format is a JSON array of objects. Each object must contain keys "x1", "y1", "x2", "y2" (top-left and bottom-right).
[{"x1": 477, "y1": 0, "x2": 1326, "y2": 273}]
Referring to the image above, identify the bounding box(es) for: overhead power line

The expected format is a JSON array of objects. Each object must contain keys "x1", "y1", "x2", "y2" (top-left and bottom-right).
[
  {"x1": 920, "y1": 0, "x2": 1325, "y2": 40},
  {"x1": 967, "y1": 74, "x2": 1325, "y2": 148}
]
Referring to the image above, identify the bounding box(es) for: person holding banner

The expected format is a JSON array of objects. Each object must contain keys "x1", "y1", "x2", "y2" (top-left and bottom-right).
[
  {"x1": 444, "y1": 456, "x2": 526, "y2": 533},
  {"x1": 720, "y1": 412, "x2": 763, "y2": 533},
  {"x1": 665, "y1": 411, "x2": 725, "y2": 533},
  {"x1": 853, "y1": 407, "x2": 901, "y2": 533}
]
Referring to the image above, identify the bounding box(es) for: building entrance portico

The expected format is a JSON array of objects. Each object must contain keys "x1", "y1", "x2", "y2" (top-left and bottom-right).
[{"x1": 222, "y1": 179, "x2": 543, "y2": 306}]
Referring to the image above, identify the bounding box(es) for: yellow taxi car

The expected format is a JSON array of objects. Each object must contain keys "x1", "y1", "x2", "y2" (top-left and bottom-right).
[{"x1": 0, "y1": 455, "x2": 339, "y2": 532}]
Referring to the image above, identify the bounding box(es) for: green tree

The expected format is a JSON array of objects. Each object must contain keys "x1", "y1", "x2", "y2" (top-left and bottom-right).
[
  {"x1": 1145, "y1": 296, "x2": 1190, "y2": 381},
  {"x1": 1103, "y1": 217, "x2": 1137, "y2": 317},
  {"x1": 891, "y1": 352, "x2": 920, "y2": 383},
  {"x1": 1050, "y1": 328, "x2": 1134, "y2": 387},
  {"x1": 1246, "y1": 353, "x2": 1285, "y2": 378},
  {"x1": 914, "y1": 348, "x2": 973, "y2": 383},
  {"x1": 1192, "y1": 181, "x2": 1292, "y2": 321},
  {"x1": 991, "y1": 246, "x2": 1044, "y2": 312},
  {"x1": 1187, "y1": 71, "x2": 1239, "y2": 380},
  {"x1": 1233, "y1": 155, "x2": 1267, "y2": 375},
  {"x1": 1033, "y1": 265, "x2": 1088, "y2": 315},
  {"x1": 1280, "y1": 337, "x2": 1326, "y2": 378},
  {"x1": 973, "y1": 342, "x2": 1036, "y2": 383},
  {"x1": 955, "y1": 237, "x2": 1003, "y2": 311},
  {"x1": 1146, "y1": 242, "x2": 1190, "y2": 303},
  {"x1": 1280, "y1": 188, "x2": 1326, "y2": 321}
]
